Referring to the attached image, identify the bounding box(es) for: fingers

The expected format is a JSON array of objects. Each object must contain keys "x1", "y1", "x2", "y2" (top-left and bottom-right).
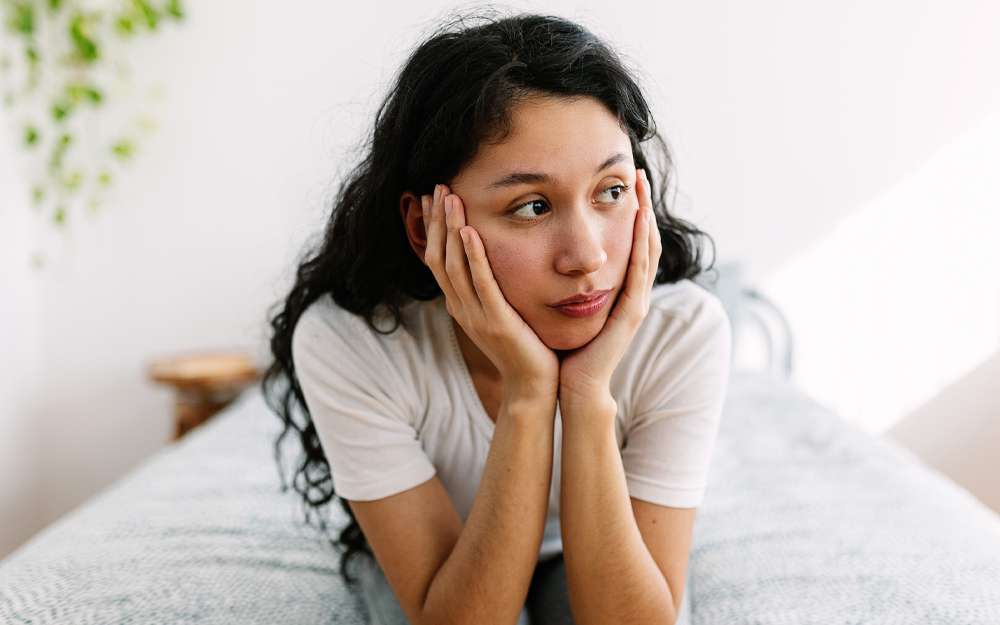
[
  {"x1": 638, "y1": 169, "x2": 662, "y2": 292},
  {"x1": 422, "y1": 185, "x2": 491, "y2": 326},
  {"x1": 611, "y1": 169, "x2": 657, "y2": 325},
  {"x1": 637, "y1": 168, "x2": 652, "y2": 211},
  {"x1": 622, "y1": 202, "x2": 652, "y2": 314},
  {"x1": 423, "y1": 185, "x2": 463, "y2": 308},
  {"x1": 443, "y1": 194, "x2": 481, "y2": 317},
  {"x1": 460, "y1": 225, "x2": 508, "y2": 315}
]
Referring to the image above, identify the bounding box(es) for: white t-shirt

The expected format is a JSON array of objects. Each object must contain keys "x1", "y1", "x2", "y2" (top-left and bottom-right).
[{"x1": 292, "y1": 279, "x2": 731, "y2": 560}]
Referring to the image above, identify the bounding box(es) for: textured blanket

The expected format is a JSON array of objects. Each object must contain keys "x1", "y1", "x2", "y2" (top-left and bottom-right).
[
  {"x1": 692, "y1": 373, "x2": 1000, "y2": 624},
  {"x1": 1, "y1": 372, "x2": 998, "y2": 624}
]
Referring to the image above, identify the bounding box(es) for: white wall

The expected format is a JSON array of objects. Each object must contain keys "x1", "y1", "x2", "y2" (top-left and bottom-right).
[
  {"x1": 3, "y1": 0, "x2": 1000, "y2": 558},
  {"x1": 0, "y1": 119, "x2": 42, "y2": 559},
  {"x1": 764, "y1": 112, "x2": 1000, "y2": 434},
  {"x1": 760, "y1": 111, "x2": 1000, "y2": 512}
]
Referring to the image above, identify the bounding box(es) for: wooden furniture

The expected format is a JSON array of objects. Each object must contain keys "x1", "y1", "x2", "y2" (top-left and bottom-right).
[{"x1": 149, "y1": 351, "x2": 260, "y2": 440}]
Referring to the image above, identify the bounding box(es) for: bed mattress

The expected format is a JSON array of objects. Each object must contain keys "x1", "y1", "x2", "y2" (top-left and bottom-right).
[{"x1": 1, "y1": 371, "x2": 998, "y2": 624}]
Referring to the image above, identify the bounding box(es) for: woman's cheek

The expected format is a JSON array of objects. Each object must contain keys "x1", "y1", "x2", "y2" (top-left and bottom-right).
[
  {"x1": 480, "y1": 235, "x2": 547, "y2": 306},
  {"x1": 606, "y1": 210, "x2": 637, "y2": 282}
]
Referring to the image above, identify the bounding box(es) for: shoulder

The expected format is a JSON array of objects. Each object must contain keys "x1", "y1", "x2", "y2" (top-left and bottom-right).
[
  {"x1": 292, "y1": 296, "x2": 448, "y2": 425},
  {"x1": 294, "y1": 295, "x2": 434, "y2": 355},
  {"x1": 641, "y1": 279, "x2": 732, "y2": 352},
  {"x1": 292, "y1": 295, "x2": 442, "y2": 384},
  {"x1": 615, "y1": 280, "x2": 733, "y2": 508},
  {"x1": 293, "y1": 293, "x2": 371, "y2": 349},
  {"x1": 614, "y1": 279, "x2": 732, "y2": 405},
  {"x1": 647, "y1": 278, "x2": 729, "y2": 331}
]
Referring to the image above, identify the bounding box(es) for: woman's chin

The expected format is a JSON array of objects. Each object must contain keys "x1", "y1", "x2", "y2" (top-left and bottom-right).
[{"x1": 536, "y1": 322, "x2": 603, "y2": 352}]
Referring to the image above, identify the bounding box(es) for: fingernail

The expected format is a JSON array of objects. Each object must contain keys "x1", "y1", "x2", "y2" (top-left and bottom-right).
[
  {"x1": 644, "y1": 208, "x2": 651, "y2": 223},
  {"x1": 445, "y1": 195, "x2": 453, "y2": 216},
  {"x1": 433, "y1": 185, "x2": 441, "y2": 205},
  {"x1": 460, "y1": 229, "x2": 470, "y2": 246},
  {"x1": 639, "y1": 169, "x2": 648, "y2": 182}
]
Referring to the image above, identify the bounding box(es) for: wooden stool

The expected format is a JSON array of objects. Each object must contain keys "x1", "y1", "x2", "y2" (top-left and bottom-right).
[{"x1": 149, "y1": 351, "x2": 260, "y2": 440}]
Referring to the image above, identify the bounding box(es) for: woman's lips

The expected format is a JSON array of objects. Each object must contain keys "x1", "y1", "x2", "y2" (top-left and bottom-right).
[{"x1": 551, "y1": 290, "x2": 611, "y2": 318}]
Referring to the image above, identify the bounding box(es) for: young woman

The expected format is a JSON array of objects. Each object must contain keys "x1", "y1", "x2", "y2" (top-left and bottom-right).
[{"x1": 264, "y1": 13, "x2": 731, "y2": 625}]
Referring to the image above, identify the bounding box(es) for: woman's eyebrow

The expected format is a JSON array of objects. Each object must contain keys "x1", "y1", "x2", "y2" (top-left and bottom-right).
[
  {"x1": 597, "y1": 152, "x2": 628, "y2": 173},
  {"x1": 486, "y1": 153, "x2": 629, "y2": 190},
  {"x1": 487, "y1": 171, "x2": 552, "y2": 189}
]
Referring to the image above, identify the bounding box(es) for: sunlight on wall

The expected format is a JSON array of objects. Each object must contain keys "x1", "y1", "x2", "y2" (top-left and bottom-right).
[{"x1": 763, "y1": 111, "x2": 1000, "y2": 434}]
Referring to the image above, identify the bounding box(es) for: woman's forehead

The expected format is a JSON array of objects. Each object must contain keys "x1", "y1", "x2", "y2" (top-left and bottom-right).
[{"x1": 460, "y1": 96, "x2": 634, "y2": 187}]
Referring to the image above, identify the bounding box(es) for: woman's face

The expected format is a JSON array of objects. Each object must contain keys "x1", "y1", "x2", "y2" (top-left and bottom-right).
[{"x1": 449, "y1": 95, "x2": 639, "y2": 351}]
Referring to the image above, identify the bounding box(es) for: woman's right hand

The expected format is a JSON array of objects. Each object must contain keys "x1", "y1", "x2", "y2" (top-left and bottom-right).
[{"x1": 422, "y1": 184, "x2": 560, "y2": 405}]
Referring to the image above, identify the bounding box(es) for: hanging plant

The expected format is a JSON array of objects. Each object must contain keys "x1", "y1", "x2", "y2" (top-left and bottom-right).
[{"x1": 1, "y1": 0, "x2": 183, "y2": 255}]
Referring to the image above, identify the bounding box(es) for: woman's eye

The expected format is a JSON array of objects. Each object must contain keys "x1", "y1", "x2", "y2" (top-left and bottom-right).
[
  {"x1": 597, "y1": 185, "x2": 626, "y2": 203},
  {"x1": 510, "y1": 199, "x2": 549, "y2": 218}
]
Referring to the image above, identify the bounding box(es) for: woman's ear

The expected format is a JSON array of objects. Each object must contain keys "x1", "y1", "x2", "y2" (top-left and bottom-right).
[{"x1": 399, "y1": 191, "x2": 428, "y2": 264}]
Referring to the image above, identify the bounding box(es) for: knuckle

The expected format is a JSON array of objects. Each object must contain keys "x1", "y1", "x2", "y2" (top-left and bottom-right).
[{"x1": 469, "y1": 273, "x2": 485, "y2": 294}]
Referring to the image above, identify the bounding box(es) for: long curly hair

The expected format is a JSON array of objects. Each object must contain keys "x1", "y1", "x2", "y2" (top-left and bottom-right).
[{"x1": 262, "y1": 11, "x2": 714, "y2": 581}]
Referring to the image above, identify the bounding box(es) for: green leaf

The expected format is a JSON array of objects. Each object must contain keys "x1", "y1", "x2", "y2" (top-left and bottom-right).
[
  {"x1": 116, "y1": 15, "x2": 134, "y2": 34},
  {"x1": 52, "y1": 101, "x2": 71, "y2": 120},
  {"x1": 134, "y1": 0, "x2": 159, "y2": 29},
  {"x1": 32, "y1": 186, "x2": 45, "y2": 205},
  {"x1": 165, "y1": 0, "x2": 183, "y2": 19},
  {"x1": 49, "y1": 0, "x2": 64, "y2": 11},
  {"x1": 24, "y1": 125, "x2": 38, "y2": 146},
  {"x1": 63, "y1": 170, "x2": 83, "y2": 190},
  {"x1": 69, "y1": 14, "x2": 99, "y2": 63},
  {"x1": 111, "y1": 139, "x2": 135, "y2": 160},
  {"x1": 97, "y1": 171, "x2": 112, "y2": 186},
  {"x1": 49, "y1": 133, "x2": 72, "y2": 171},
  {"x1": 26, "y1": 46, "x2": 38, "y2": 65},
  {"x1": 7, "y1": 3, "x2": 35, "y2": 35},
  {"x1": 53, "y1": 205, "x2": 67, "y2": 226},
  {"x1": 65, "y1": 84, "x2": 100, "y2": 104}
]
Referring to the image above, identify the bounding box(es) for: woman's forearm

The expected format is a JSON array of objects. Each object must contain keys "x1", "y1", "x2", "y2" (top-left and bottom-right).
[
  {"x1": 559, "y1": 397, "x2": 677, "y2": 625},
  {"x1": 420, "y1": 393, "x2": 557, "y2": 625}
]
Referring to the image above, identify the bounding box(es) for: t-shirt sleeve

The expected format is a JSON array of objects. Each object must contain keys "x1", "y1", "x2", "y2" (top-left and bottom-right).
[
  {"x1": 620, "y1": 291, "x2": 732, "y2": 509},
  {"x1": 291, "y1": 300, "x2": 436, "y2": 502}
]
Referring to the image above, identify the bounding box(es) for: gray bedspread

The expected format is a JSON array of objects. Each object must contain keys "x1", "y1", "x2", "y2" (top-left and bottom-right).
[{"x1": 1, "y1": 371, "x2": 999, "y2": 624}]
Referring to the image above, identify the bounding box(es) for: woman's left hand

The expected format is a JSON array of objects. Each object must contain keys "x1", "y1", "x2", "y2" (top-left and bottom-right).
[{"x1": 558, "y1": 169, "x2": 662, "y2": 418}]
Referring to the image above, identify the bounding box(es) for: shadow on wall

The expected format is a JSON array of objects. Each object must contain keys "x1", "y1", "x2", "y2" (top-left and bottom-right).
[
  {"x1": 33, "y1": 377, "x2": 175, "y2": 531},
  {"x1": 0, "y1": 417, "x2": 42, "y2": 561},
  {"x1": 761, "y1": 109, "x2": 1000, "y2": 515},
  {"x1": 888, "y1": 348, "x2": 1000, "y2": 514},
  {"x1": 0, "y1": 118, "x2": 43, "y2": 561},
  {"x1": 763, "y1": 109, "x2": 1000, "y2": 435}
]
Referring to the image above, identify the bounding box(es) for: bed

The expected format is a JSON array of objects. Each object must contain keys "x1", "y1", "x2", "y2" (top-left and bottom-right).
[{"x1": 2, "y1": 370, "x2": 999, "y2": 624}]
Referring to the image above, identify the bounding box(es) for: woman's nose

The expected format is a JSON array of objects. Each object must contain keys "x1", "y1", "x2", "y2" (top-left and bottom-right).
[{"x1": 554, "y1": 208, "x2": 608, "y2": 275}]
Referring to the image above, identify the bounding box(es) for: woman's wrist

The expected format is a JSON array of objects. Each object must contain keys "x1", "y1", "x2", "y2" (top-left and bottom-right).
[
  {"x1": 500, "y1": 384, "x2": 558, "y2": 425},
  {"x1": 558, "y1": 387, "x2": 617, "y2": 430}
]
